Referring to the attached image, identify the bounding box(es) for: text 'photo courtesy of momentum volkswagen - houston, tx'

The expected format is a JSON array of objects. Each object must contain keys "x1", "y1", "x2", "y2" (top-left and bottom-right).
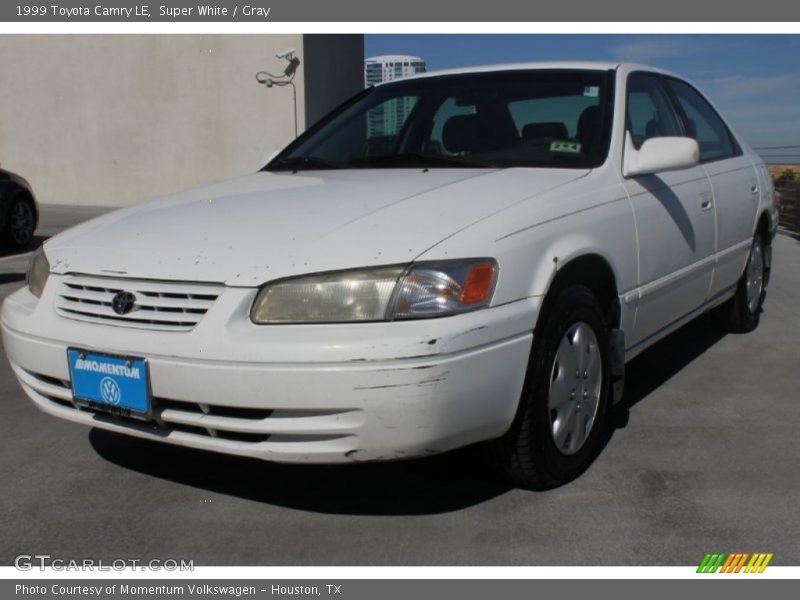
[{"x1": 1, "y1": 61, "x2": 778, "y2": 489}]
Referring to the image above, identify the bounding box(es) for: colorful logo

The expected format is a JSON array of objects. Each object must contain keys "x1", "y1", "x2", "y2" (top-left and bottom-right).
[{"x1": 697, "y1": 553, "x2": 773, "y2": 573}]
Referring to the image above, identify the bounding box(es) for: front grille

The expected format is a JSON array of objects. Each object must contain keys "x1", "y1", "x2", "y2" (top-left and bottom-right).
[{"x1": 55, "y1": 275, "x2": 222, "y2": 331}]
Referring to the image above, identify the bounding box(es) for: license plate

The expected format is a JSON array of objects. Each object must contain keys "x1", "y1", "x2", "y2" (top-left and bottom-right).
[{"x1": 67, "y1": 349, "x2": 151, "y2": 420}]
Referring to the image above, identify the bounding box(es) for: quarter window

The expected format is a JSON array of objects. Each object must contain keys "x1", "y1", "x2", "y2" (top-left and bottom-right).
[{"x1": 666, "y1": 79, "x2": 737, "y2": 162}]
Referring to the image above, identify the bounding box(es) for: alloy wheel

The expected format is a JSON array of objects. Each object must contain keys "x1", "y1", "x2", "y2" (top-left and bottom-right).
[{"x1": 548, "y1": 321, "x2": 602, "y2": 455}]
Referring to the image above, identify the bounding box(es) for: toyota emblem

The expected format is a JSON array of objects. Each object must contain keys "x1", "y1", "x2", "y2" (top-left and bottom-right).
[{"x1": 111, "y1": 291, "x2": 137, "y2": 315}]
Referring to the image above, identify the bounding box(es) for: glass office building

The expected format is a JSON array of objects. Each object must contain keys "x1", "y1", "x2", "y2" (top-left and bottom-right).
[{"x1": 364, "y1": 55, "x2": 427, "y2": 138}]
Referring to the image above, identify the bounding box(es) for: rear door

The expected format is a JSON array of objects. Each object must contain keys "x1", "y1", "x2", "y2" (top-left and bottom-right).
[
  {"x1": 664, "y1": 77, "x2": 759, "y2": 299},
  {"x1": 622, "y1": 73, "x2": 716, "y2": 347}
]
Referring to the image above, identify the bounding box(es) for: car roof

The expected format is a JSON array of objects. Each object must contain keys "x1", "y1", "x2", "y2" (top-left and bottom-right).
[{"x1": 376, "y1": 61, "x2": 682, "y2": 84}]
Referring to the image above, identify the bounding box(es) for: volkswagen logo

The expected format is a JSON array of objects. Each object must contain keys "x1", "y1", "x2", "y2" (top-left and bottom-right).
[
  {"x1": 111, "y1": 291, "x2": 137, "y2": 315},
  {"x1": 99, "y1": 377, "x2": 122, "y2": 405}
]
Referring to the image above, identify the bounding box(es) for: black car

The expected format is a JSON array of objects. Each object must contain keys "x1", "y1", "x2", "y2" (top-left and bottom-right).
[{"x1": 0, "y1": 165, "x2": 39, "y2": 248}]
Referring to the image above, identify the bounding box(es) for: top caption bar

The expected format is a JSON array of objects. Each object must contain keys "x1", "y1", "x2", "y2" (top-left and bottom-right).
[{"x1": 3, "y1": 0, "x2": 800, "y2": 22}]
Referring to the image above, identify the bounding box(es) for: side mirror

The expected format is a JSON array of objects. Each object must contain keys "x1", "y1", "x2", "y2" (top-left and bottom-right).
[{"x1": 623, "y1": 133, "x2": 699, "y2": 178}]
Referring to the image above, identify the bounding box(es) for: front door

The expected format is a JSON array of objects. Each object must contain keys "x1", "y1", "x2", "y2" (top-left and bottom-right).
[{"x1": 622, "y1": 73, "x2": 716, "y2": 347}]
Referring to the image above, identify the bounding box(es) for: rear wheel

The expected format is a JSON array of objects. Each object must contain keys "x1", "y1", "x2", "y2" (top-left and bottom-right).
[
  {"x1": 2, "y1": 196, "x2": 35, "y2": 249},
  {"x1": 494, "y1": 285, "x2": 612, "y2": 489},
  {"x1": 719, "y1": 234, "x2": 766, "y2": 333}
]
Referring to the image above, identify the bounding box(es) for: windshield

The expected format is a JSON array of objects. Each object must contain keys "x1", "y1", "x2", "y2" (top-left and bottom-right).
[{"x1": 266, "y1": 69, "x2": 614, "y2": 171}]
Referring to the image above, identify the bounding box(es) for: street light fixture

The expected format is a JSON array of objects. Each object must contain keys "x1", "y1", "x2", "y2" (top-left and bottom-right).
[{"x1": 256, "y1": 50, "x2": 301, "y2": 138}]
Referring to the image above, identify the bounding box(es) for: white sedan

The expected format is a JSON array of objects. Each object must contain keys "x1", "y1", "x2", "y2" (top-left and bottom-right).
[{"x1": 1, "y1": 61, "x2": 778, "y2": 488}]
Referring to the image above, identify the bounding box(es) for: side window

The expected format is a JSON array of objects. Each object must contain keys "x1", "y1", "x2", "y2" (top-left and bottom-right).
[
  {"x1": 626, "y1": 74, "x2": 683, "y2": 150},
  {"x1": 666, "y1": 79, "x2": 737, "y2": 162}
]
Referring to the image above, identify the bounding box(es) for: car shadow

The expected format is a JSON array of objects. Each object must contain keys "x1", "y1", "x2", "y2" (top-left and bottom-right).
[
  {"x1": 0, "y1": 235, "x2": 49, "y2": 259},
  {"x1": 614, "y1": 312, "x2": 726, "y2": 419},
  {"x1": 89, "y1": 313, "x2": 727, "y2": 514},
  {"x1": 89, "y1": 430, "x2": 510, "y2": 515},
  {"x1": 637, "y1": 175, "x2": 697, "y2": 252}
]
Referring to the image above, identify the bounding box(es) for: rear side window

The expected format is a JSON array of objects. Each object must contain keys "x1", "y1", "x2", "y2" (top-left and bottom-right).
[
  {"x1": 626, "y1": 74, "x2": 683, "y2": 150},
  {"x1": 666, "y1": 79, "x2": 738, "y2": 162}
]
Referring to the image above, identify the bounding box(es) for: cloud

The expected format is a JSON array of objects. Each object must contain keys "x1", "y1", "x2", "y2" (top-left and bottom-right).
[
  {"x1": 698, "y1": 73, "x2": 800, "y2": 101},
  {"x1": 683, "y1": 71, "x2": 800, "y2": 147},
  {"x1": 610, "y1": 38, "x2": 697, "y2": 62},
  {"x1": 723, "y1": 102, "x2": 800, "y2": 122},
  {"x1": 716, "y1": 96, "x2": 800, "y2": 147}
]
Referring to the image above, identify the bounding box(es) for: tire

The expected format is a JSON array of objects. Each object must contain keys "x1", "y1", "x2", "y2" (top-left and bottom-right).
[
  {"x1": 494, "y1": 285, "x2": 612, "y2": 489},
  {"x1": 2, "y1": 195, "x2": 36, "y2": 249},
  {"x1": 719, "y1": 234, "x2": 766, "y2": 333}
]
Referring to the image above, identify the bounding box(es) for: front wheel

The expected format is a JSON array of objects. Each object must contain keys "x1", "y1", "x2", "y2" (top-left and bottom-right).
[{"x1": 494, "y1": 285, "x2": 612, "y2": 489}]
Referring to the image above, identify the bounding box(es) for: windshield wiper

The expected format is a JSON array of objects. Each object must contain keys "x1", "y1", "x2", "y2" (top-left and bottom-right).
[
  {"x1": 268, "y1": 156, "x2": 341, "y2": 171},
  {"x1": 349, "y1": 153, "x2": 484, "y2": 168}
]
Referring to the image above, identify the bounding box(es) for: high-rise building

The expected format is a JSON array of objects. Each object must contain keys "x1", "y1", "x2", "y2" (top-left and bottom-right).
[
  {"x1": 363, "y1": 55, "x2": 427, "y2": 138},
  {"x1": 364, "y1": 54, "x2": 427, "y2": 87}
]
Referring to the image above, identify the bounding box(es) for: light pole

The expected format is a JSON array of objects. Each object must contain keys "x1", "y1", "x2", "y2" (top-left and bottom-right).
[{"x1": 256, "y1": 49, "x2": 301, "y2": 139}]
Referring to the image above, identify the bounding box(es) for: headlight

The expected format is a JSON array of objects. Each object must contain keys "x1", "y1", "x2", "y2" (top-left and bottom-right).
[
  {"x1": 26, "y1": 248, "x2": 50, "y2": 298},
  {"x1": 251, "y1": 266, "x2": 405, "y2": 324},
  {"x1": 250, "y1": 259, "x2": 498, "y2": 324},
  {"x1": 391, "y1": 260, "x2": 497, "y2": 319}
]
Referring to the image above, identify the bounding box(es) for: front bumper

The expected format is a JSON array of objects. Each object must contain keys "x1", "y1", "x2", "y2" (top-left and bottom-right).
[{"x1": 2, "y1": 276, "x2": 537, "y2": 463}]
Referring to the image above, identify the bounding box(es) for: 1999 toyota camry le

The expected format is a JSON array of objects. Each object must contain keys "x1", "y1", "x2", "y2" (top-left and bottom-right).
[{"x1": 1, "y1": 62, "x2": 778, "y2": 488}]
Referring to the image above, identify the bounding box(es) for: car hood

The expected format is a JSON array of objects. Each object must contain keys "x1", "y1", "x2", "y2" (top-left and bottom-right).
[{"x1": 45, "y1": 168, "x2": 588, "y2": 286}]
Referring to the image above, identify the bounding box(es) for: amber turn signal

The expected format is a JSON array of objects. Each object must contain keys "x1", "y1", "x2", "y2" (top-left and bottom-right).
[{"x1": 461, "y1": 262, "x2": 497, "y2": 304}]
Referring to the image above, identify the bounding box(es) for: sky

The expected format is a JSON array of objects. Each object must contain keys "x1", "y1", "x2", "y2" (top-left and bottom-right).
[{"x1": 365, "y1": 35, "x2": 800, "y2": 160}]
